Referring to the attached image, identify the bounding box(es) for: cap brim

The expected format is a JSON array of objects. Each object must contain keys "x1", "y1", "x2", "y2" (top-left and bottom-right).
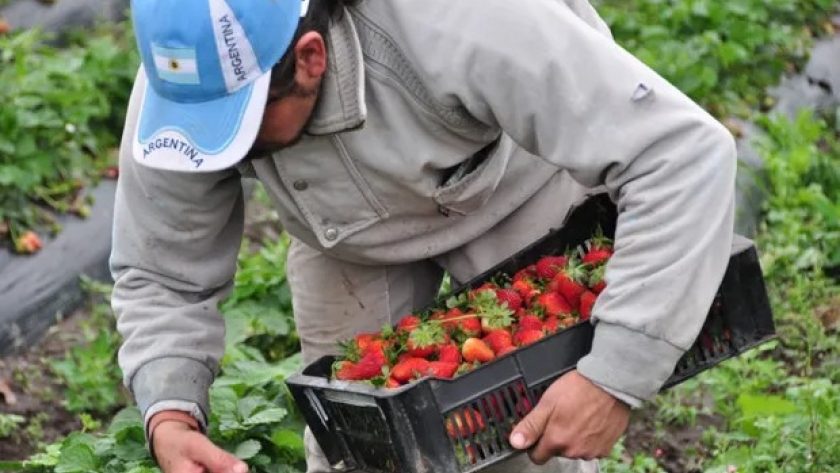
[{"x1": 133, "y1": 66, "x2": 270, "y2": 173}]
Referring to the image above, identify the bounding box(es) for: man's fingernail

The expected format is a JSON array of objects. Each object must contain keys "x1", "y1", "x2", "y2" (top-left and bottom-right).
[
  {"x1": 510, "y1": 432, "x2": 527, "y2": 449},
  {"x1": 231, "y1": 463, "x2": 248, "y2": 473}
]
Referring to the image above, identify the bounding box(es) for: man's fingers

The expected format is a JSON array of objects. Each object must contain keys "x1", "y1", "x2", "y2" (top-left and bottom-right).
[
  {"x1": 529, "y1": 431, "x2": 567, "y2": 465},
  {"x1": 509, "y1": 401, "x2": 552, "y2": 450},
  {"x1": 184, "y1": 433, "x2": 249, "y2": 473}
]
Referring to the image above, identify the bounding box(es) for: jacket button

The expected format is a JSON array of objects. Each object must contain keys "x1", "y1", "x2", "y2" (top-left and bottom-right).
[
  {"x1": 293, "y1": 180, "x2": 308, "y2": 191},
  {"x1": 324, "y1": 227, "x2": 339, "y2": 241}
]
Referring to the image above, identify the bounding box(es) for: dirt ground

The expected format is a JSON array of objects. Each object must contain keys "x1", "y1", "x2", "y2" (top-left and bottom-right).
[{"x1": 0, "y1": 308, "x2": 93, "y2": 462}]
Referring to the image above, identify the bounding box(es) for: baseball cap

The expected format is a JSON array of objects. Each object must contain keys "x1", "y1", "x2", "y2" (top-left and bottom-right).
[{"x1": 130, "y1": 0, "x2": 310, "y2": 172}]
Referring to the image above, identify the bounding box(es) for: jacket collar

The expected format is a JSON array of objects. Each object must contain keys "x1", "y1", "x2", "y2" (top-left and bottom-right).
[{"x1": 305, "y1": 8, "x2": 367, "y2": 135}]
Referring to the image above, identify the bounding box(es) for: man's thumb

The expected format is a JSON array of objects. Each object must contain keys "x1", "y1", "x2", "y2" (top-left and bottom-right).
[
  {"x1": 509, "y1": 405, "x2": 550, "y2": 450},
  {"x1": 189, "y1": 435, "x2": 249, "y2": 473}
]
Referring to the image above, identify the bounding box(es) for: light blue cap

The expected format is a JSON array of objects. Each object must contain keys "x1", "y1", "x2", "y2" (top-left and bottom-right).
[{"x1": 130, "y1": 0, "x2": 309, "y2": 172}]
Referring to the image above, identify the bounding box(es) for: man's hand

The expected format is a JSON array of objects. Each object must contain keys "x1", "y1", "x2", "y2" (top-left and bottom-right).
[
  {"x1": 508, "y1": 369, "x2": 630, "y2": 463},
  {"x1": 152, "y1": 420, "x2": 249, "y2": 473}
]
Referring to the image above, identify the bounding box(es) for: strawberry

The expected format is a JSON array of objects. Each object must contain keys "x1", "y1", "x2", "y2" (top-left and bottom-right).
[
  {"x1": 511, "y1": 279, "x2": 541, "y2": 303},
  {"x1": 436, "y1": 344, "x2": 462, "y2": 364},
  {"x1": 459, "y1": 313, "x2": 483, "y2": 338},
  {"x1": 533, "y1": 292, "x2": 574, "y2": 318},
  {"x1": 482, "y1": 329, "x2": 514, "y2": 353},
  {"x1": 543, "y1": 316, "x2": 561, "y2": 334},
  {"x1": 333, "y1": 360, "x2": 357, "y2": 380},
  {"x1": 427, "y1": 361, "x2": 459, "y2": 378},
  {"x1": 582, "y1": 247, "x2": 612, "y2": 266},
  {"x1": 518, "y1": 314, "x2": 544, "y2": 332},
  {"x1": 353, "y1": 349, "x2": 389, "y2": 379},
  {"x1": 391, "y1": 357, "x2": 431, "y2": 383},
  {"x1": 495, "y1": 288, "x2": 523, "y2": 311},
  {"x1": 333, "y1": 348, "x2": 388, "y2": 380},
  {"x1": 469, "y1": 282, "x2": 498, "y2": 301},
  {"x1": 385, "y1": 377, "x2": 402, "y2": 389},
  {"x1": 481, "y1": 396, "x2": 506, "y2": 421},
  {"x1": 579, "y1": 290, "x2": 597, "y2": 321},
  {"x1": 583, "y1": 226, "x2": 613, "y2": 267},
  {"x1": 588, "y1": 264, "x2": 607, "y2": 294},
  {"x1": 514, "y1": 329, "x2": 545, "y2": 347},
  {"x1": 396, "y1": 315, "x2": 422, "y2": 333},
  {"x1": 442, "y1": 308, "x2": 482, "y2": 338},
  {"x1": 513, "y1": 265, "x2": 537, "y2": 283},
  {"x1": 535, "y1": 255, "x2": 568, "y2": 279},
  {"x1": 496, "y1": 345, "x2": 518, "y2": 357},
  {"x1": 406, "y1": 325, "x2": 448, "y2": 358},
  {"x1": 549, "y1": 262, "x2": 588, "y2": 310},
  {"x1": 446, "y1": 408, "x2": 486, "y2": 438},
  {"x1": 462, "y1": 337, "x2": 495, "y2": 363},
  {"x1": 406, "y1": 338, "x2": 437, "y2": 358}
]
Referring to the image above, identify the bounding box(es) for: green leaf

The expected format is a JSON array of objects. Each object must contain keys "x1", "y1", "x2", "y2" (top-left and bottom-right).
[
  {"x1": 55, "y1": 441, "x2": 98, "y2": 473},
  {"x1": 243, "y1": 408, "x2": 289, "y2": 426},
  {"x1": 234, "y1": 439, "x2": 262, "y2": 460},
  {"x1": 270, "y1": 430, "x2": 305, "y2": 451}
]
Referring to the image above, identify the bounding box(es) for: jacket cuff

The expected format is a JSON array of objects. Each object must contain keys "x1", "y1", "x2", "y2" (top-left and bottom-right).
[
  {"x1": 588, "y1": 380, "x2": 644, "y2": 409},
  {"x1": 576, "y1": 322, "x2": 684, "y2": 402},
  {"x1": 130, "y1": 357, "x2": 214, "y2": 438}
]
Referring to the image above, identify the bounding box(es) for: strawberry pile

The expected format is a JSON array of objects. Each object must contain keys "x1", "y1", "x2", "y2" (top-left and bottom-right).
[{"x1": 330, "y1": 228, "x2": 614, "y2": 389}]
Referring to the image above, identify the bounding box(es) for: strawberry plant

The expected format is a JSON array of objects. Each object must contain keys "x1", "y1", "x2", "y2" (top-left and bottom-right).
[
  {"x1": 0, "y1": 22, "x2": 138, "y2": 253},
  {"x1": 592, "y1": 0, "x2": 837, "y2": 118}
]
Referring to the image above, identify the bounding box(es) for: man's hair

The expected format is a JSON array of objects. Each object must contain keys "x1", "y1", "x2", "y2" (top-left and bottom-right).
[{"x1": 269, "y1": 0, "x2": 359, "y2": 97}]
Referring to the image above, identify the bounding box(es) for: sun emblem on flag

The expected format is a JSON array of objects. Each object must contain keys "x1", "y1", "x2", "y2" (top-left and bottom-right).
[{"x1": 169, "y1": 59, "x2": 180, "y2": 71}]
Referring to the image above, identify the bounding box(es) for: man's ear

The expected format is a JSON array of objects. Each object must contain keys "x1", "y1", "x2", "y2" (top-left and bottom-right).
[{"x1": 293, "y1": 31, "x2": 327, "y2": 86}]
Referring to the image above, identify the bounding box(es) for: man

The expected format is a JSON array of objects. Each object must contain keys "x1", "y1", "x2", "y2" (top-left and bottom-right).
[{"x1": 111, "y1": 0, "x2": 737, "y2": 472}]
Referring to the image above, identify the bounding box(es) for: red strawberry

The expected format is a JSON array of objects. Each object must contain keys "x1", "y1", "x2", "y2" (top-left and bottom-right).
[
  {"x1": 353, "y1": 349, "x2": 389, "y2": 379},
  {"x1": 534, "y1": 292, "x2": 574, "y2": 318},
  {"x1": 482, "y1": 329, "x2": 514, "y2": 354},
  {"x1": 459, "y1": 314, "x2": 483, "y2": 338},
  {"x1": 385, "y1": 377, "x2": 402, "y2": 389},
  {"x1": 396, "y1": 315, "x2": 422, "y2": 333},
  {"x1": 495, "y1": 288, "x2": 523, "y2": 311},
  {"x1": 443, "y1": 308, "x2": 482, "y2": 337},
  {"x1": 518, "y1": 314, "x2": 544, "y2": 332},
  {"x1": 334, "y1": 349, "x2": 388, "y2": 380},
  {"x1": 469, "y1": 282, "x2": 498, "y2": 301},
  {"x1": 543, "y1": 316, "x2": 561, "y2": 334},
  {"x1": 549, "y1": 263, "x2": 588, "y2": 310},
  {"x1": 496, "y1": 345, "x2": 518, "y2": 357},
  {"x1": 333, "y1": 360, "x2": 358, "y2": 380},
  {"x1": 582, "y1": 247, "x2": 612, "y2": 266},
  {"x1": 513, "y1": 265, "x2": 537, "y2": 283},
  {"x1": 427, "y1": 361, "x2": 459, "y2": 379},
  {"x1": 579, "y1": 290, "x2": 597, "y2": 321},
  {"x1": 588, "y1": 265, "x2": 607, "y2": 294},
  {"x1": 514, "y1": 329, "x2": 545, "y2": 347},
  {"x1": 446, "y1": 408, "x2": 486, "y2": 438},
  {"x1": 391, "y1": 357, "x2": 431, "y2": 383},
  {"x1": 437, "y1": 344, "x2": 462, "y2": 364},
  {"x1": 511, "y1": 279, "x2": 541, "y2": 303},
  {"x1": 535, "y1": 255, "x2": 568, "y2": 279},
  {"x1": 406, "y1": 338, "x2": 437, "y2": 358},
  {"x1": 462, "y1": 338, "x2": 495, "y2": 363}
]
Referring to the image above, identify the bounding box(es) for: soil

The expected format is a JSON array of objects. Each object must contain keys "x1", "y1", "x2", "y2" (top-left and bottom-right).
[{"x1": 0, "y1": 308, "x2": 92, "y2": 462}]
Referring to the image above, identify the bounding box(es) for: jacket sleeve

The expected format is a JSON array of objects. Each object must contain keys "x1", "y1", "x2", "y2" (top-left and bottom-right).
[
  {"x1": 398, "y1": 0, "x2": 738, "y2": 402},
  {"x1": 109, "y1": 68, "x2": 246, "y2": 435}
]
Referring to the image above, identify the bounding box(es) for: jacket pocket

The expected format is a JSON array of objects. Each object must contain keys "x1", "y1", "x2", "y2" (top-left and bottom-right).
[
  {"x1": 273, "y1": 135, "x2": 389, "y2": 248},
  {"x1": 434, "y1": 135, "x2": 511, "y2": 216}
]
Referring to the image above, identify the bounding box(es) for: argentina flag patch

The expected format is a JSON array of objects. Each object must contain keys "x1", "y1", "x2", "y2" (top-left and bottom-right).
[{"x1": 152, "y1": 45, "x2": 201, "y2": 85}]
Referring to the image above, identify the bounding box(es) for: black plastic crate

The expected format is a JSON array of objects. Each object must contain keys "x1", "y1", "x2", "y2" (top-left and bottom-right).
[{"x1": 285, "y1": 192, "x2": 776, "y2": 473}]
